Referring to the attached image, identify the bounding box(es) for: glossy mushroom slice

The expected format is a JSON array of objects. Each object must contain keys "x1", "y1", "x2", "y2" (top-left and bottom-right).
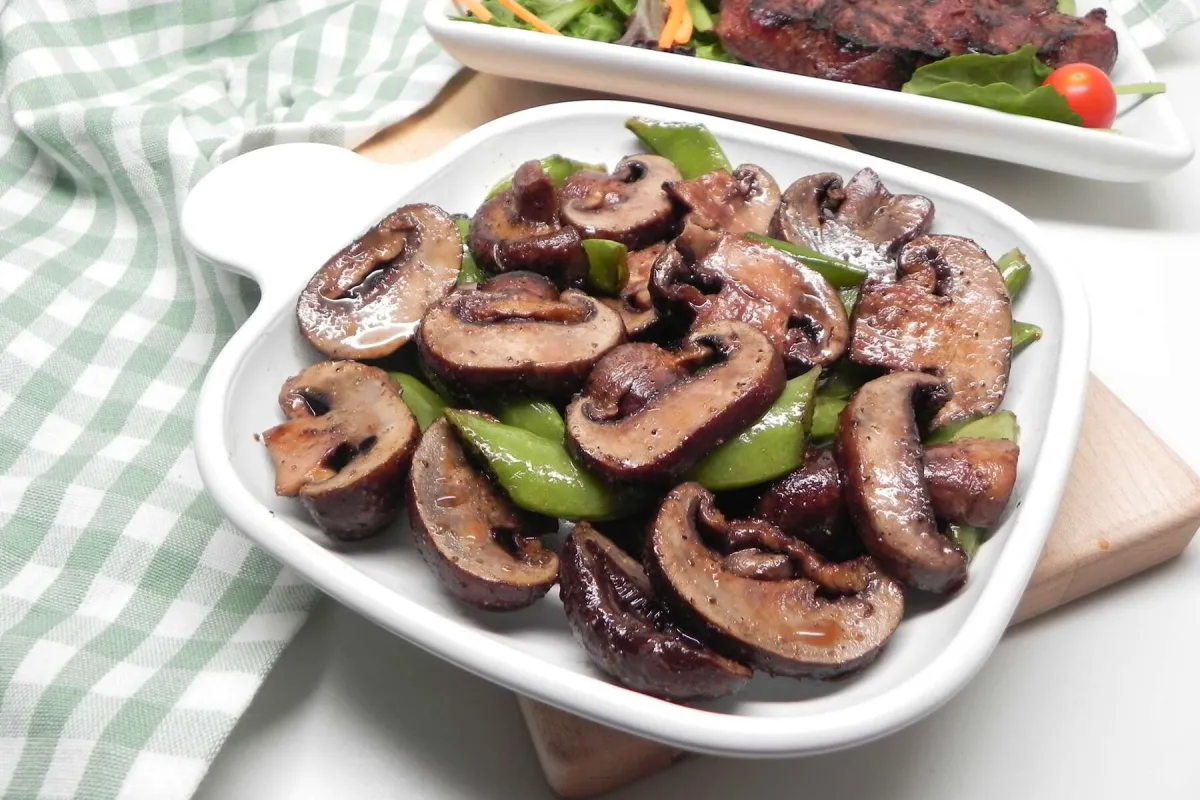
[
  {"x1": 772, "y1": 169, "x2": 934, "y2": 283},
  {"x1": 407, "y1": 419, "x2": 558, "y2": 610},
  {"x1": 666, "y1": 164, "x2": 781, "y2": 236},
  {"x1": 652, "y1": 230, "x2": 849, "y2": 374},
  {"x1": 836, "y1": 371, "x2": 967, "y2": 594},
  {"x1": 924, "y1": 438, "x2": 1020, "y2": 529},
  {"x1": 850, "y1": 235, "x2": 1013, "y2": 427},
  {"x1": 263, "y1": 361, "x2": 419, "y2": 541},
  {"x1": 418, "y1": 271, "x2": 626, "y2": 399},
  {"x1": 644, "y1": 483, "x2": 905, "y2": 678},
  {"x1": 297, "y1": 204, "x2": 461, "y2": 360},
  {"x1": 471, "y1": 161, "x2": 589, "y2": 286},
  {"x1": 597, "y1": 242, "x2": 663, "y2": 338},
  {"x1": 560, "y1": 523, "x2": 751, "y2": 701},
  {"x1": 566, "y1": 321, "x2": 785, "y2": 482},
  {"x1": 756, "y1": 440, "x2": 1019, "y2": 558},
  {"x1": 559, "y1": 155, "x2": 681, "y2": 250}
]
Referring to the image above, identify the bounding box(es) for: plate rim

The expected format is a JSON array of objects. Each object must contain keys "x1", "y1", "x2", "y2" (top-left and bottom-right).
[{"x1": 188, "y1": 100, "x2": 1092, "y2": 757}]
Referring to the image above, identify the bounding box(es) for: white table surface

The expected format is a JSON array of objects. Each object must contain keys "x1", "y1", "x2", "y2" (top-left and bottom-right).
[{"x1": 196, "y1": 29, "x2": 1200, "y2": 800}]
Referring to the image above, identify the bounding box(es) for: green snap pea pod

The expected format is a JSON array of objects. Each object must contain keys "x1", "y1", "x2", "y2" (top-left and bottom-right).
[
  {"x1": 390, "y1": 373, "x2": 450, "y2": 432},
  {"x1": 495, "y1": 398, "x2": 566, "y2": 444},
  {"x1": 809, "y1": 394, "x2": 847, "y2": 443},
  {"x1": 936, "y1": 408, "x2": 1021, "y2": 561},
  {"x1": 806, "y1": 362, "x2": 877, "y2": 442},
  {"x1": 486, "y1": 155, "x2": 606, "y2": 200},
  {"x1": 687, "y1": 368, "x2": 820, "y2": 491},
  {"x1": 581, "y1": 239, "x2": 629, "y2": 296},
  {"x1": 445, "y1": 410, "x2": 644, "y2": 521},
  {"x1": 744, "y1": 233, "x2": 868, "y2": 289},
  {"x1": 926, "y1": 409, "x2": 1020, "y2": 445},
  {"x1": 1012, "y1": 321, "x2": 1043, "y2": 355},
  {"x1": 839, "y1": 287, "x2": 860, "y2": 315},
  {"x1": 624, "y1": 118, "x2": 732, "y2": 180},
  {"x1": 996, "y1": 248, "x2": 1032, "y2": 300},
  {"x1": 452, "y1": 215, "x2": 489, "y2": 286}
]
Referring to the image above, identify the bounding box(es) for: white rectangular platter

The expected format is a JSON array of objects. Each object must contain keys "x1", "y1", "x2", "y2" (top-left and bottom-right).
[
  {"x1": 425, "y1": 0, "x2": 1192, "y2": 182},
  {"x1": 181, "y1": 101, "x2": 1090, "y2": 757}
]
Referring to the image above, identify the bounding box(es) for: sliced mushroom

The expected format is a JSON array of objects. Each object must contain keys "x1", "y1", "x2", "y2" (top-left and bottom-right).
[
  {"x1": 297, "y1": 204, "x2": 461, "y2": 360},
  {"x1": 757, "y1": 440, "x2": 1019, "y2": 557},
  {"x1": 836, "y1": 371, "x2": 967, "y2": 593},
  {"x1": 597, "y1": 243, "x2": 663, "y2": 337},
  {"x1": 850, "y1": 235, "x2": 1013, "y2": 427},
  {"x1": 644, "y1": 483, "x2": 905, "y2": 678},
  {"x1": 471, "y1": 161, "x2": 588, "y2": 286},
  {"x1": 560, "y1": 523, "x2": 751, "y2": 701},
  {"x1": 651, "y1": 230, "x2": 849, "y2": 373},
  {"x1": 566, "y1": 321, "x2": 785, "y2": 482},
  {"x1": 559, "y1": 155, "x2": 681, "y2": 250},
  {"x1": 418, "y1": 271, "x2": 626, "y2": 398},
  {"x1": 925, "y1": 438, "x2": 1020, "y2": 529},
  {"x1": 407, "y1": 418, "x2": 558, "y2": 610},
  {"x1": 666, "y1": 164, "x2": 781, "y2": 236},
  {"x1": 263, "y1": 361, "x2": 419, "y2": 541},
  {"x1": 772, "y1": 169, "x2": 934, "y2": 283}
]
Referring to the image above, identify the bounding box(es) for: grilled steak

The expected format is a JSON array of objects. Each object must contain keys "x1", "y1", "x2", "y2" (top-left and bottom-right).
[{"x1": 717, "y1": 0, "x2": 1117, "y2": 90}]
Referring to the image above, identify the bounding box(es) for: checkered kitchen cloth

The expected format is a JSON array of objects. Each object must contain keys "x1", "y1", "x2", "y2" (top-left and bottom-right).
[{"x1": 0, "y1": 0, "x2": 1192, "y2": 798}]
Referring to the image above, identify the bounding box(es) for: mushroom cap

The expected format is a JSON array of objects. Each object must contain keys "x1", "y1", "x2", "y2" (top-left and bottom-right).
[
  {"x1": 560, "y1": 523, "x2": 751, "y2": 701},
  {"x1": 666, "y1": 164, "x2": 781, "y2": 236},
  {"x1": 835, "y1": 371, "x2": 968, "y2": 594},
  {"x1": 597, "y1": 242, "x2": 663, "y2": 338},
  {"x1": 753, "y1": 447, "x2": 863, "y2": 562},
  {"x1": 644, "y1": 483, "x2": 906, "y2": 678},
  {"x1": 471, "y1": 161, "x2": 588, "y2": 286},
  {"x1": 772, "y1": 169, "x2": 934, "y2": 284},
  {"x1": 263, "y1": 361, "x2": 419, "y2": 541},
  {"x1": 559, "y1": 155, "x2": 681, "y2": 250},
  {"x1": 565, "y1": 321, "x2": 786, "y2": 482},
  {"x1": 850, "y1": 234, "x2": 1013, "y2": 427},
  {"x1": 407, "y1": 418, "x2": 559, "y2": 610},
  {"x1": 417, "y1": 271, "x2": 626, "y2": 399},
  {"x1": 297, "y1": 204, "x2": 461, "y2": 360},
  {"x1": 652, "y1": 230, "x2": 849, "y2": 374},
  {"x1": 925, "y1": 438, "x2": 1019, "y2": 529}
]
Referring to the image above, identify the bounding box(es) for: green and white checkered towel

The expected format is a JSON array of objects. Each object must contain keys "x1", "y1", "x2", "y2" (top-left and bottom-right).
[{"x1": 0, "y1": 0, "x2": 1192, "y2": 798}]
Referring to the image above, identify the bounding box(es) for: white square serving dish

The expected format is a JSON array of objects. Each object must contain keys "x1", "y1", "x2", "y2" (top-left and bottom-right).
[
  {"x1": 425, "y1": 0, "x2": 1192, "y2": 182},
  {"x1": 181, "y1": 101, "x2": 1090, "y2": 757}
]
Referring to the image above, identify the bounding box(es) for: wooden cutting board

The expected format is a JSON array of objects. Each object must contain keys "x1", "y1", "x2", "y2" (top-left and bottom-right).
[{"x1": 357, "y1": 72, "x2": 1200, "y2": 800}]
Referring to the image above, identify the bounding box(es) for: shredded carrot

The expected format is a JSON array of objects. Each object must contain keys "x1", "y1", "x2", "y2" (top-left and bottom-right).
[
  {"x1": 458, "y1": 0, "x2": 494, "y2": 22},
  {"x1": 495, "y1": 0, "x2": 562, "y2": 34},
  {"x1": 659, "y1": 0, "x2": 685, "y2": 49},
  {"x1": 675, "y1": 2, "x2": 694, "y2": 44}
]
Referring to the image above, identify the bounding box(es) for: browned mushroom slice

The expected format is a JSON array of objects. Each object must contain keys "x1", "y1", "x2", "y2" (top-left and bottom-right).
[
  {"x1": 471, "y1": 161, "x2": 588, "y2": 286},
  {"x1": 559, "y1": 155, "x2": 681, "y2": 250},
  {"x1": 651, "y1": 231, "x2": 849, "y2": 374},
  {"x1": 407, "y1": 418, "x2": 558, "y2": 610},
  {"x1": 757, "y1": 440, "x2": 1019, "y2": 552},
  {"x1": 560, "y1": 523, "x2": 751, "y2": 701},
  {"x1": 666, "y1": 164, "x2": 781, "y2": 236},
  {"x1": 836, "y1": 371, "x2": 967, "y2": 593},
  {"x1": 263, "y1": 361, "x2": 419, "y2": 541},
  {"x1": 597, "y1": 243, "x2": 662, "y2": 337},
  {"x1": 418, "y1": 271, "x2": 626, "y2": 398},
  {"x1": 297, "y1": 204, "x2": 461, "y2": 360},
  {"x1": 644, "y1": 484, "x2": 905, "y2": 678},
  {"x1": 924, "y1": 438, "x2": 1020, "y2": 529},
  {"x1": 566, "y1": 321, "x2": 785, "y2": 482},
  {"x1": 851, "y1": 235, "x2": 1013, "y2": 427},
  {"x1": 772, "y1": 169, "x2": 934, "y2": 283}
]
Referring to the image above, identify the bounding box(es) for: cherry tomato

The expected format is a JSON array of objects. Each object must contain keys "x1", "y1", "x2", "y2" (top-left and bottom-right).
[{"x1": 1043, "y1": 63, "x2": 1117, "y2": 129}]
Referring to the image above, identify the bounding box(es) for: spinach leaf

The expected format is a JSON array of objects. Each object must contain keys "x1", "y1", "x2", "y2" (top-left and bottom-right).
[{"x1": 901, "y1": 45, "x2": 1083, "y2": 126}]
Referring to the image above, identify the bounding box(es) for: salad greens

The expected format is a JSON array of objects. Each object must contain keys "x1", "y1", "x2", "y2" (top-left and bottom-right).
[{"x1": 901, "y1": 45, "x2": 1083, "y2": 126}]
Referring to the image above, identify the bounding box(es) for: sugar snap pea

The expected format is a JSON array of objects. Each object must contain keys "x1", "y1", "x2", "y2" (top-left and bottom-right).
[
  {"x1": 452, "y1": 215, "x2": 489, "y2": 286},
  {"x1": 687, "y1": 368, "x2": 820, "y2": 491},
  {"x1": 486, "y1": 155, "x2": 605, "y2": 200},
  {"x1": 1012, "y1": 321, "x2": 1043, "y2": 354},
  {"x1": 624, "y1": 118, "x2": 732, "y2": 180},
  {"x1": 744, "y1": 233, "x2": 869, "y2": 289},
  {"x1": 581, "y1": 239, "x2": 629, "y2": 296},
  {"x1": 997, "y1": 248, "x2": 1032, "y2": 300},
  {"x1": 495, "y1": 398, "x2": 566, "y2": 444},
  {"x1": 390, "y1": 372, "x2": 449, "y2": 432}
]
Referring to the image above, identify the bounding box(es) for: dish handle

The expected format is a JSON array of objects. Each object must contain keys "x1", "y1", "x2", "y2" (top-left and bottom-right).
[{"x1": 182, "y1": 143, "x2": 425, "y2": 304}]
